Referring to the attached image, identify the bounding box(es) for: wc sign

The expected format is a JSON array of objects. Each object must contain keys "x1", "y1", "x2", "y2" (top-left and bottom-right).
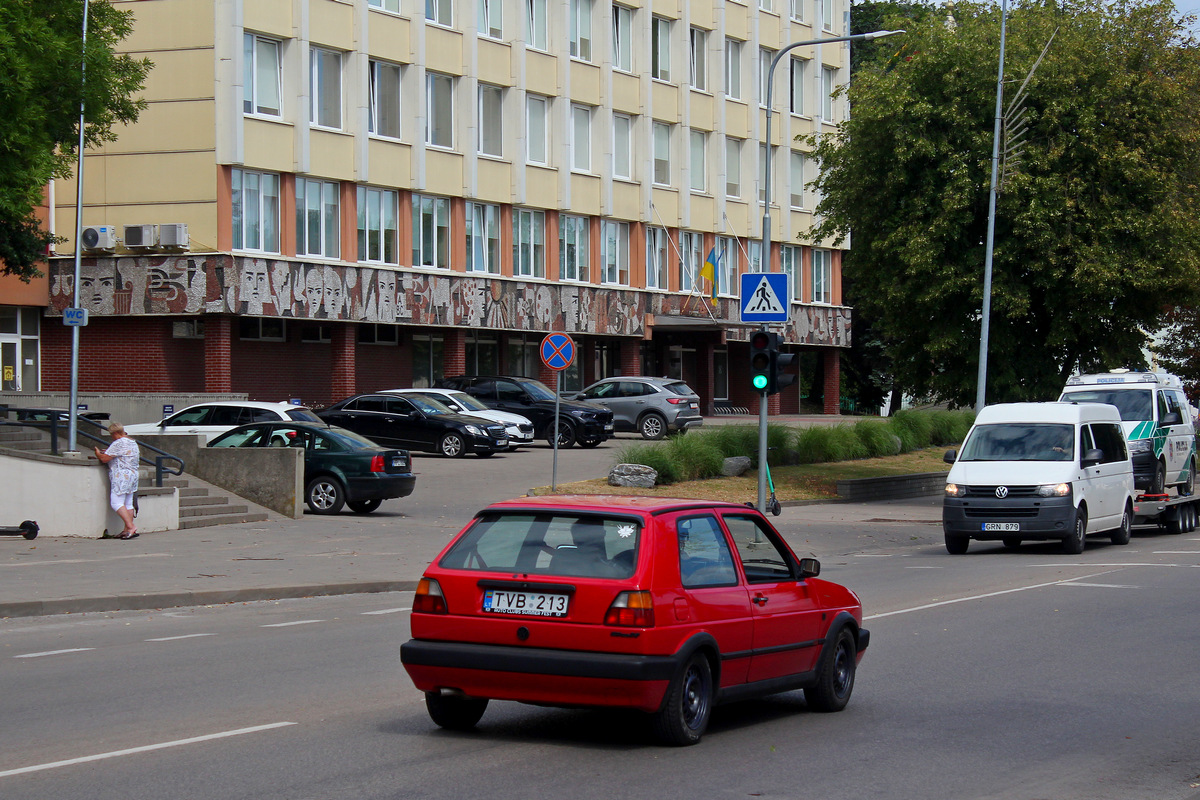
[{"x1": 63, "y1": 307, "x2": 89, "y2": 326}]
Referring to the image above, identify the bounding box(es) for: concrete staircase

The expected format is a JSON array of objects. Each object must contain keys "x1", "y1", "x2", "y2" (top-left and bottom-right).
[{"x1": 0, "y1": 424, "x2": 272, "y2": 529}]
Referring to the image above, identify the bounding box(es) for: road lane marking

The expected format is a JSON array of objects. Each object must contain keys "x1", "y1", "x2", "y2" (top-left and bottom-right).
[
  {"x1": 13, "y1": 648, "x2": 95, "y2": 659},
  {"x1": 904, "y1": 566, "x2": 943, "y2": 569},
  {"x1": 864, "y1": 570, "x2": 1122, "y2": 620},
  {"x1": 145, "y1": 634, "x2": 217, "y2": 642},
  {"x1": 0, "y1": 722, "x2": 297, "y2": 779},
  {"x1": 260, "y1": 620, "x2": 325, "y2": 628},
  {"x1": 853, "y1": 554, "x2": 894, "y2": 558},
  {"x1": 1152, "y1": 550, "x2": 1200, "y2": 554},
  {"x1": 362, "y1": 607, "x2": 411, "y2": 615},
  {"x1": 0, "y1": 554, "x2": 171, "y2": 568},
  {"x1": 1057, "y1": 582, "x2": 1138, "y2": 589}
]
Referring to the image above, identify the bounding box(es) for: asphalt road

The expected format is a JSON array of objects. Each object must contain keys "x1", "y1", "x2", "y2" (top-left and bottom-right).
[{"x1": 2, "y1": 517, "x2": 1198, "y2": 799}]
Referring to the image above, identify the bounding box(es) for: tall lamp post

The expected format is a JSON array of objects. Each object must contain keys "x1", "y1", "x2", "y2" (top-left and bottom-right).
[
  {"x1": 67, "y1": 0, "x2": 91, "y2": 453},
  {"x1": 756, "y1": 28, "x2": 905, "y2": 511}
]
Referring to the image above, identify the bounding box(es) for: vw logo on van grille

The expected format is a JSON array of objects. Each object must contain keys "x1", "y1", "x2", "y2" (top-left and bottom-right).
[{"x1": 995, "y1": 486, "x2": 1009, "y2": 498}]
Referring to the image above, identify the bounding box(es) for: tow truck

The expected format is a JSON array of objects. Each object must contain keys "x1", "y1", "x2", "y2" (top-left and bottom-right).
[{"x1": 1133, "y1": 490, "x2": 1199, "y2": 534}]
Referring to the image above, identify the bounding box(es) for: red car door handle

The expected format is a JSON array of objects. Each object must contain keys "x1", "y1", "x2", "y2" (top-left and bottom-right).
[{"x1": 753, "y1": 594, "x2": 769, "y2": 606}]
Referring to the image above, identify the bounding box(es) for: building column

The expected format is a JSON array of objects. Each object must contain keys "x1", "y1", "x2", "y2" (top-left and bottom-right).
[
  {"x1": 443, "y1": 328, "x2": 466, "y2": 379},
  {"x1": 619, "y1": 339, "x2": 641, "y2": 376},
  {"x1": 204, "y1": 315, "x2": 232, "y2": 393},
  {"x1": 331, "y1": 323, "x2": 358, "y2": 399},
  {"x1": 823, "y1": 350, "x2": 841, "y2": 415},
  {"x1": 696, "y1": 339, "x2": 715, "y2": 415}
]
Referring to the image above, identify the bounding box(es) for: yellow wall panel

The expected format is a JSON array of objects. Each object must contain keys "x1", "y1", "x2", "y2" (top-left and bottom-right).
[
  {"x1": 243, "y1": 121, "x2": 297, "y2": 173},
  {"x1": 242, "y1": 0, "x2": 294, "y2": 38},
  {"x1": 423, "y1": 149, "x2": 465, "y2": 196},
  {"x1": 691, "y1": 4, "x2": 715, "y2": 29},
  {"x1": 611, "y1": 73, "x2": 641, "y2": 114},
  {"x1": 425, "y1": 27, "x2": 464, "y2": 75},
  {"x1": 477, "y1": 40, "x2": 512, "y2": 84},
  {"x1": 118, "y1": 0, "x2": 215, "y2": 52},
  {"x1": 725, "y1": 5, "x2": 750, "y2": 41},
  {"x1": 367, "y1": 13, "x2": 411, "y2": 63},
  {"x1": 107, "y1": 100, "x2": 216, "y2": 154},
  {"x1": 309, "y1": 0, "x2": 355, "y2": 50},
  {"x1": 136, "y1": 48, "x2": 215, "y2": 102},
  {"x1": 612, "y1": 182, "x2": 640, "y2": 220},
  {"x1": 651, "y1": 82, "x2": 680, "y2": 121},
  {"x1": 725, "y1": 101, "x2": 750, "y2": 138},
  {"x1": 690, "y1": 194, "x2": 716, "y2": 231},
  {"x1": 690, "y1": 92, "x2": 714, "y2": 130},
  {"x1": 309, "y1": 130, "x2": 356, "y2": 180},
  {"x1": 526, "y1": 167, "x2": 557, "y2": 208},
  {"x1": 569, "y1": 175, "x2": 601, "y2": 216},
  {"x1": 759, "y1": 13, "x2": 781, "y2": 47},
  {"x1": 526, "y1": 52, "x2": 558, "y2": 97},
  {"x1": 570, "y1": 62, "x2": 601, "y2": 106},
  {"x1": 650, "y1": 187, "x2": 678, "y2": 221},
  {"x1": 90, "y1": 152, "x2": 216, "y2": 206},
  {"x1": 476, "y1": 160, "x2": 513, "y2": 204},
  {"x1": 367, "y1": 139, "x2": 412, "y2": 189}
]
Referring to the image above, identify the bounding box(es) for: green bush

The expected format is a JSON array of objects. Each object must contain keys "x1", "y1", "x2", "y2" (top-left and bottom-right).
[
  {"x1": 663, "y1": 434, "x2": 726, "y2": 481},
  {"x1": 855, "y1": 418, "x2": 901, "y2": 457},
  {"x1": 793, "y1": 424, "x2": 868, "y2": 463},
  {"x1": 615, "y1": 443, "x2": 679, "y2": 484},
  {"x1": 888, "y1": 410, "x2": 934, "y2": 452},
  {"x1": 701, "y1": 424, "x2": 790, "y2": 466}
]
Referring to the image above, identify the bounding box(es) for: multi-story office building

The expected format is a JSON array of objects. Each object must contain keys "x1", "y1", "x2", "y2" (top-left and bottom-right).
[{"x1": 6, "y1": 0, "x2": 853, "y2": 414}]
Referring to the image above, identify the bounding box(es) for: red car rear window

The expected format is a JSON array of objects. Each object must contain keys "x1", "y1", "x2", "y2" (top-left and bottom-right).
[{"x1": 440, "y1": 513, "x2": 640, "y2": 579}]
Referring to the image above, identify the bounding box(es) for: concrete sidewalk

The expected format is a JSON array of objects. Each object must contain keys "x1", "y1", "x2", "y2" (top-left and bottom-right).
[{"x1": 0, "y1": 493, "x2": 944, "y2": 619}]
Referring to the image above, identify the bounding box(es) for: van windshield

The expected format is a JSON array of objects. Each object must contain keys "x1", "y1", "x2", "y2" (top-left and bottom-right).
[
  {"x1": 1059, "y1": 389, "x2": 1151, "y2": 421},
  {"x1": 959, "y1": 423, "x2": 1075, "y2": 462}
]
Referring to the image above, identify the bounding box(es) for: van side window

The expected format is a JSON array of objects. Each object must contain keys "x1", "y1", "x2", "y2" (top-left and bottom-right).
[
  {"x1": 1079, "y1": 425, "x2": 1095, "y2": 456},
  {"x1": 1157, "y1": 391, "x2": 1171, "y2": 422},
  {"x1": 1088, "y1": 423, "x2": 1128, "y2": 463}
]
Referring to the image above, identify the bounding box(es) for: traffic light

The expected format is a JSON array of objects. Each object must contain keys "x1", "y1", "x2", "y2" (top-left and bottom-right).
[
  {"x1": 750, "y1": 331, "x2": 771, "y2": 393},
  {"x1": 771, "y1": 344, "x2": 797, "y2": 395}
]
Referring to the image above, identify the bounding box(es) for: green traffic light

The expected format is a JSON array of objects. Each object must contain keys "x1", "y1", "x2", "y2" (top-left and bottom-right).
[{"x1": 752, "y1": 374, "x2": 768, "y2": 390}]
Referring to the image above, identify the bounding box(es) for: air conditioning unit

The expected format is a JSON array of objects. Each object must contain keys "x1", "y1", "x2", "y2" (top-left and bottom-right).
[
  {"x1": 123, "y1": 224, "x2": 158, "y2": 250},
  {"x1": 81, "y1": 225, "x2": 117, "y2": 253},
  {"x1": 158, "y1": 223, "x2": 189, "y2": 250}
]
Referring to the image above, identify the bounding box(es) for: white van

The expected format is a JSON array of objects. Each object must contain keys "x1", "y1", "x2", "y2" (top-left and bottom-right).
[
  {"x1": 1059, "y1": 370, "x2": 1196, "y2": 495},
  {"x1": 942, "y1": 402, "x2": 1135, "y2": 555}
]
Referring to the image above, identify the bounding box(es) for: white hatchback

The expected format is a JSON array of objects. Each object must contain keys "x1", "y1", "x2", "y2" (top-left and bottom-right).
[
  {"x1": 124, "y1": 401, "x2": 322, "y2": 444},
  {"x1": 381, "y1": 389, "x2": 536, "y2": 448}
]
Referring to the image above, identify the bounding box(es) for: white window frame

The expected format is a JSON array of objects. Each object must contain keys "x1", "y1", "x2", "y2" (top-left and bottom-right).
[
  {"x1": 651, "y1": 16, "x2": 671, "y2": 82},
  {"x1": 759, "y1": 48, "x2": 775, "y2": 108},
  {"x1": 781, "y1": 245, "x2": 801, "y2": 300},
  {"x1": 527, "y1": 0, "x2": 548, "y2": 50},
  {"x1": 790, "y1": 0, "x2": 804, "y2": 21},
  {"x1": 601, "y1": 220, "x2": 630, "y2": 285},
  {"x1": 789, "y1": 56, "x2": 805, "y2": 115},
  {"x1": 725, "y1": 38, "x2": 742, "y2": 99},
  {"x1": 310, "y1": 47, "x2": 342, "y2": 129},
  {"x1": 478, "y1": 0, "x2": 503, "y2": 38},
  {"x1": 466, "y1": 202, "x2": 501, "y2": 274},
  {"x1": 231, "y1": 168, "x2": 280, "y2": 254},
  {"x1": 296, "y1": 177, "x2": 341, "y2": 259},
  {"x1": 526, "y1": 94, "x2": 548, "y2": 164},
  {"x1": 426, "y1": 72, "x2": 455, "y2": 148},
  {"x1": 560, "y1": 214, "x2": 590, "y2": 282},
  {"x1": 478, "y1": 83, "x2": 504, "y2": 157},
  {"x1": 412, "y1": 194, "x2": 450, "y2": 269},
  {"x1": 646, "y1": 227, "x2": 669, "y2": 290},
  {"x1": 369, "y1": 60, "x2": 402, "y2": 139},
  {"x1": 790, "y1": 150, "x2": 805, "y2": 209},
  {"x1": 811, "y1": 248, "x2": 831, "y2": 304},
  {"x1": 612, "y1": 113, "x2": 632, "y2": 179},
  {"x1": 653, "y1": 122, "x2": 671, "y2": 186},
  {"x1": 759, "y1": 0, "x2": 774, "y2": 10},
  {"x1": 513, "y1": 208, "x2": 546, "y2": 278},
  {"x1": 570, "y1": 0, "x2": 593, "y2": 61},
  {"x1": 571, "y1": 104, "x2": 592, "y2": 172},
  {"x1": 612, "y1": 4, "x2": 632, "y2": 72},
  {"x1": 243, "y1": 33, "x2": 281, "y2": 117},
  {"x1": 426, "y1": 0, "x2": 452, "y2": 26},
  {"x1": 821, "y1": 66, "x2": 836, "y2": 122},
  {"x1": 368, "y1": 0, "x2": 400, "y2": 13},
  {"x1": 821, "y1": 0, "x2": 834, "y2": 31},
  {"x1": 748, "y1": 240, "x2": 764, "y2": 272},
  {"x1": 690, "y1": 27, "x2": 707, "y2": 91},
  {"x1": 716, "y1": 235, "x2": 737, "y2": 296},
  {"x1": 357, "y1": 186, "x2": 399, "y2": 265},
  {"x1": 679, "y1": 231, "x2": 703, "y2": 293},
  {"x1": 689, "y1": 129, "x2": 706, "y2": 192},
  {"x1": 725, "y1": 137, "x2": 741, "y2": 197}
]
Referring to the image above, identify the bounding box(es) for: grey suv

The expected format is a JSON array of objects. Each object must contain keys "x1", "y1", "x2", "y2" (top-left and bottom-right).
[{"x1": 567, "y1": 377, "x2": 703, "y2": 439}]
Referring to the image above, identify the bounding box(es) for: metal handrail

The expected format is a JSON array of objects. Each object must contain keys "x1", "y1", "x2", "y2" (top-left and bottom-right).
[{"x1": 0, "y1": 405, "x2": 185, "y2": 487}]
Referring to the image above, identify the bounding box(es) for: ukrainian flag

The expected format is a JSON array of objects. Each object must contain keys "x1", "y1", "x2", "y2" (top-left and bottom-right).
[{"x1": 699, "y1": 247, "x2": 721, "y2": 306}]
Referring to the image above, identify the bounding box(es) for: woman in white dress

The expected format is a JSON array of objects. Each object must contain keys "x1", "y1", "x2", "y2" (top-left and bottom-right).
[{"x1": 94, "y1": 422, "x2": 140, "y2": 539}]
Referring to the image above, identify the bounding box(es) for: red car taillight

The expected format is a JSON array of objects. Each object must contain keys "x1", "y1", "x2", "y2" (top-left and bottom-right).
[
  {"x1": 413, "y1": 577, "x2": 447, "y2": 614},
  {"x1": 666, "y1": 397, "x2": 688, "y2": 405},
  {"x1": 370, "y1": 454, "x2": 385, "y2": 472},
  {"x1": 604, "y1": 591, "x2": 654, "y2": 627}
]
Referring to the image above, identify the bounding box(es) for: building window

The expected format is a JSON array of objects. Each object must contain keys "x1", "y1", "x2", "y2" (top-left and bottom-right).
[
  {"x1": 412, "y1": 194, "x2": 450, "y2": 269},
  {"x1": 357, "y1": 187, "x2": 399, "y2": 264},
  {"x1": 759, "y1": 48, "x2": 775, "y2": 107},
  {"x1": 612, "y1": 113, "x2": 632, "y2": 179},
  {"x1": 759, "y1": 0, "x2": 774, "y2": 10},
  {"x1": 725, "y1": 38, "x2": 742, "y2": 99},
  {"x1": 478, "y1": 83, "x2": 504, "y2": 156},
  {"x1": 653, "y1": 122, "x2": 671, "y2": 185},
  {"x1": 465, "y1": 332, "x2": 499, "y2": 374},
  {"x1": 812, "y1": 248, "x2": 831, "y2": 303},
  {"x1": 690, "y1": 27, "x2": 707, "y2": 90},
  {"x1": 679, "y1": 231, "x2": 703, "y2": 293},
  {"x1": 171, "y1": 319, "x2": 204, "y2": 339},
  {"x1": 359, "y1": 323, "x2": 400, "y2": 345},
  {"x1": 646, "y1": 227, "x2": 668, "y2": 290},
  {"x1": 570, "y1": 0, "x2": 592, "y2": 60},
  {"x1": 651, "y1": 16, "x2": 671, "y2": 82},
  {"x1": 821, "y1": 66, "x2": 835, "y2": 122},
  {"x1": 412, "y1": 334, "x2": 445, "y2": 388},
  {"x1": 296, "y1": 178, "x2": 340, "y2": 258},
  {"x1": 466, "y1": 202, "x2": 501, "y2": 274},
  {"x1": 689, "y1": 130, "x2": 706, "y2": 192},
  {"x1": 725, "y1": 137, "x2": 741, "y2": 197},
  {"x1": 571, "y1": 104, "x2": 592, "y2": 171},
  {"x1": 368, "y1": 0, "x2": 400, "y2": 13},
  {"x1": 426, "y1": 72, "x2": 454, "y2": 147},
  {"x1": 231, "y1": 169, "x2": 280, "y2": 253},
  {"x1": 310, "y1": 47, "x2": 341, "y2": 129},
  {"x1": 426, "y1": 0, "x2": 451, "y2": 25},
  {"x1": 790, "y1": 151, "x2": 805, "y2": 208},
  {"x1": 790, "y1": 0, "x2": 804, "y2": 21},
  {"x1": 526, "y1": 94, "x2": 548, "y2": 164},
  {"x1": 748, "y1": 239, "x2": 763, "y2": 271},
  {"x1": 369, "y1": 60, "x2": 402, "y2": 139},
  {"x1": 789, "y1": 57, "x2": 805, "y2": 115},
  {"x1": 613, "y1": 4, "x2": 632, "y2": 72},
  {"x1": 513, "y1": 208, "x2": 545, "y2": 277},
  {"x1": 527, "y1": 0, "x2": 548, "y2": 50},
  {"x1": 479, "y1": 0, "x2": 502, "y2": 38},
  {"x1": 560, "y1": 214, "x2": 590, "y2": 282},
  {"x1": 759, "y1": 143, "x2": 770, "y2": 203},
  {"x1": 239, "y1": 318, "x2": 286, "y2": 341},
  {"x1": 716, "y1": 235, "x2": 737, "y2": 295},
  {"x1": 821, "y1": 0, "x2": 834, "y2": 31},
  {"x1": 243, "y1": 33, "x2": 281, "y2": 116},
  {"x1": 601, "y1": 220, "x2": 630, "y2": 285},
  {"x1": 781, "y1": 245, "x2": 800, "y2": 301},
  {"x1": 300, "y1": 324, "x2": 333, "y2": 343}
]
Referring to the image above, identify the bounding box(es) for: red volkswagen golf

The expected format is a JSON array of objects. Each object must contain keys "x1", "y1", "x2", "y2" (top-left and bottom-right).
[{"x1": 401, "y1": 495, "x2": 869, "y2": 745}]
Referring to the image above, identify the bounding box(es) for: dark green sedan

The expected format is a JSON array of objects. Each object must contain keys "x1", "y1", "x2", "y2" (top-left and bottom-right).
[{"x1": 208, "y1": 421, "x2": 416, "y2": 515}]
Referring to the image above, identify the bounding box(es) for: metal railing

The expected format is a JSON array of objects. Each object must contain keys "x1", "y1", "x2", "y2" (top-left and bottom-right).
[{"x1": 0, "y1": 405, "x2": 185, "y2": 487}]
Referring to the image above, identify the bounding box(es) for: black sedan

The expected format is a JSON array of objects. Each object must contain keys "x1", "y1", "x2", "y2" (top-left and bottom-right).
[
  {"x1": 208, "y1": 422, "x2": 416, "y2": 515},
  {"x1": 317, "y1": 393, "x2": 509, "y2": 458}
]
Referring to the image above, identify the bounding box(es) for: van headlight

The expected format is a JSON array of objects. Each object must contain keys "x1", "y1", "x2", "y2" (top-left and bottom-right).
[
  {"x1": 1036, "y1": 483, "x2": 1071, "y2": 497},
  {"x1": 945, "y1": 483, "x2": 966, "y2": 497},
  {"x1": 1129, "y1": 439, "x2": 1153, "y2": 455}
]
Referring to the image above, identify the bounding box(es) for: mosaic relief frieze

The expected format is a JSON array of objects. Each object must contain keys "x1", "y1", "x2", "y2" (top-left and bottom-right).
[{"x1": 45, "y1": 256, "x2": 850, "y2": 347}]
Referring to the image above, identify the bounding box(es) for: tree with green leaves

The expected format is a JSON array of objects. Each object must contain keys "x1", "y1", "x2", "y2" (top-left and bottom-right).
[
  {"x1": 0, "y1": 0, "x2": 150, "y2": 281},
  {"x1": 809, "y1": 0, "x2": 1200, "y2": 407}
]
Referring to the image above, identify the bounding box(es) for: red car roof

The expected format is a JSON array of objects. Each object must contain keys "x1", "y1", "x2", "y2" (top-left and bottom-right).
[{"x1": 483, "y1": 494, "x2": 754, "y2": 515}]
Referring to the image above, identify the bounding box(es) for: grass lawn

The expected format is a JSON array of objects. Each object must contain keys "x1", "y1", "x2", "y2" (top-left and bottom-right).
[{"x1": 533, "y1": 446, "x2": 952, "y2": 504}]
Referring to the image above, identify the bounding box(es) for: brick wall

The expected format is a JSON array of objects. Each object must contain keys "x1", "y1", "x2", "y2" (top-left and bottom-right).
[
  {"x1": 41, "y1": 317, "x2": 206, "y2": 393},
  {"x1": 823, "y1": 350, "x2": 841, "y2": 415},
  {"x1": 356, "y1": 343, "x2": 409, "y2": 393}
]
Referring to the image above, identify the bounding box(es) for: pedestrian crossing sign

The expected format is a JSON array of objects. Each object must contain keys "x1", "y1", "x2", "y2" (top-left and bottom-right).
[{"x1": 739, "y1": 273, "x2": 789, "y2": 323}]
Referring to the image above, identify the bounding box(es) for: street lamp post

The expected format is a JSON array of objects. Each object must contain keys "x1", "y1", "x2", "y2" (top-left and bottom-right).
[
  {"x1": 68, "y1": 0, "x2": 91, "y2": 453},
  {"x1": 755, "y1": 28, "x2": 905, "y2": 511}
]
